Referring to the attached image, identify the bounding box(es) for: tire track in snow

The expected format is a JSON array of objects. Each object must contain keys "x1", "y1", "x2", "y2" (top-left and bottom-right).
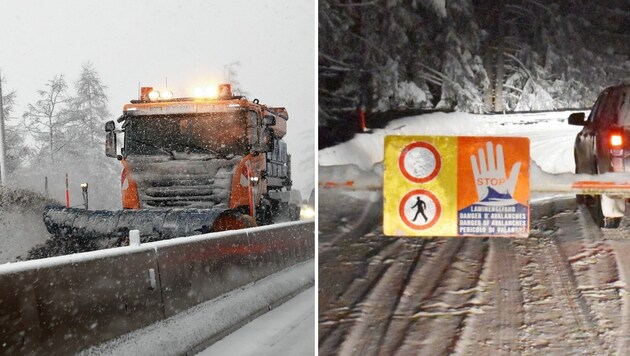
[
  {"x1": 393, "y1": 238, "x2": 486, "y2": 356},
  {"x1": 334, "y1": 239, "x2": 424, "y2": 356},
  {"x1": 319, "y1": 191, "x2": 630, "y2": 354},
  {"x1": 609, "y1": 241, "x2": 630, "y2": 354},
  {"x1": 528, "y1": 229, "x2": 606, "y2": 354},
  {"x1": 491, "y1": 238, "x2": 525, "y2": 354},
  {"x1": 451, "y1": 237, "x2": 497, "y2": 355},
  {"x1": 572, "y1": 207, "x2": 621, "y2": 352},
  {"x1": 318, "y1": 237, "x2": 404, "y2": 352},
  {"x1": 375, "y1": 238, "x2": 464, "y2": 356}
]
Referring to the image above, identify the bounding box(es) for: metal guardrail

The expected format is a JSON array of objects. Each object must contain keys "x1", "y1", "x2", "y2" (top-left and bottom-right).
[{"x1": 0, "y1": 221, "x2": 314, "y2": 355}]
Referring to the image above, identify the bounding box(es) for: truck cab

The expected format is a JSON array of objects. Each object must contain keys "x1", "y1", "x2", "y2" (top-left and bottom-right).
[{"x1": 105, "y1": 84, "x2": 298, "y2": 225}]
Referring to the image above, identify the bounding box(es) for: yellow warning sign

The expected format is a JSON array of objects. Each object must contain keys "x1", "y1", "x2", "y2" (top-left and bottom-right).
[{"x1": 384, "y1": 136, "x2": 530, "y2": 237}]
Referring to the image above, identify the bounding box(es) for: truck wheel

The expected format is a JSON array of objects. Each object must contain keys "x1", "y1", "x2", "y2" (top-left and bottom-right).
[
  {"x1": 255, "y1": 200, "x2": 273, "y2": 226},
  {"x1": 590, "y1": 195, "x2": 622, "y2": 228},
  {"x1": 573, "y1": 155, "x2": 597, "y2": 205}
]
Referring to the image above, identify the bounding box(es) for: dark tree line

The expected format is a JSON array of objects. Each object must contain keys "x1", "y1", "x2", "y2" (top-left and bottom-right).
[{"x1": 319, "y1": 0, "x2": 630, "y2": 126}]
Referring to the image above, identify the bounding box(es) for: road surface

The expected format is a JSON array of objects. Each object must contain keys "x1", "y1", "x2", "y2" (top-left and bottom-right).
[
  {"x1": 319, "y1": 190, "x2": 630, "y2": 355},
  {"x1": 202, "y1": 287, "x2": 314, "y2": 355}
]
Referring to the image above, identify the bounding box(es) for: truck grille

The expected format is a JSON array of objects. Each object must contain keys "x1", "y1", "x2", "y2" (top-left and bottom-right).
[{"x1": 126, "y1": 155, "x2": 240, "y2": 209}]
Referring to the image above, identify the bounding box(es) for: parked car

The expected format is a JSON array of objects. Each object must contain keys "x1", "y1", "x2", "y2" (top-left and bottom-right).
[{"x1": 569, "y1": 84, "x2": 630, "y2": 228}]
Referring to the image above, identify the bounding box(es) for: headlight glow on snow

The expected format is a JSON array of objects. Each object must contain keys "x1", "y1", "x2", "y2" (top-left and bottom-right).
[
  {"x1": 205, "y1": 86, "x2": 218, "y2": 98},
  {"x1": 193, "y1": 86, "x2": 218, "y2": 99},
  {"x1": 160, "y1": 90, "x2": 174, "y2": 100},
  {"x1": 193, "y1": 87, "x2": 205, "y2": 98}
]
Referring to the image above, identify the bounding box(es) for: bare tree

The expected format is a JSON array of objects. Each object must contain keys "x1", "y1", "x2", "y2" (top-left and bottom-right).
[
  {"x1": 23, "y1": 75, "x2": 69, "y2": 164},
  {"x1": 0, "y1": 73, "x2": 31, "y2": 177},
  {"x1": 0, "y1": 72, "x2": 7, "y2": 185}
]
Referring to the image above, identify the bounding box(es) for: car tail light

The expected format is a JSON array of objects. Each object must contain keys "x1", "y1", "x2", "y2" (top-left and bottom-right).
[{"x1": 610, "y1": 134, "x2": 623, "y2": 147}]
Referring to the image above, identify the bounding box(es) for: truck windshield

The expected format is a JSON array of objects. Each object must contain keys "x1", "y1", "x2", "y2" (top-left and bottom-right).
[{"x1": 124, "y1": 112, "x2": 248, "y2": 156}]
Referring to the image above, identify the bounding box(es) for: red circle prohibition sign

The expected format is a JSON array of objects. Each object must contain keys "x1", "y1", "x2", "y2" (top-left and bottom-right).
[
  {"x1": 398, "y1": 141, "x2": 441, "y2": 183},
  {"x1": 399, "y1": 189, "x2": 441, "y2": 230}
]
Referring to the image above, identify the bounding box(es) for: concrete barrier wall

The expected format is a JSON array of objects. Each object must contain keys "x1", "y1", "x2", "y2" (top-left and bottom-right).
[
  {"x1": 0, "y1": 221, "x2": 314, "y2": 355},
  {"x1": 157, "y1": 222, "x2": 315, "y2": 317}
]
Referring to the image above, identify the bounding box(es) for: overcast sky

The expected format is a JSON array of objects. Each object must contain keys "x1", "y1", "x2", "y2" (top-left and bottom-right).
[{"x1": 0, "y1": 0, "x2": 315, "y2": 196}]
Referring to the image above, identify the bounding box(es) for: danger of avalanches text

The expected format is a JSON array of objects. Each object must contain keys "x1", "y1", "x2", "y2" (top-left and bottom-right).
[{"x1": 458, "y1": 205, "x2": 527, "y2": 234}]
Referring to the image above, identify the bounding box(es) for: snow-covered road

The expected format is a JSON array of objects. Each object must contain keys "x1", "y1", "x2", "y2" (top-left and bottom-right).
[
  {"x1": 318, "y1": 110, "x2": 630, "y2": 354},
  {"x1": 201, "y1": 287, "x2": 314, "y2": 356},
  {"x1": 318, "y1": 190, "x2": 630, "y2": 354}
]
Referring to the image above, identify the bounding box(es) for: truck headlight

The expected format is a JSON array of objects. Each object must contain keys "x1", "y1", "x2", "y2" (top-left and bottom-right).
[{"x1": 161, "y1": 90, "x2": 173, "y2": 100}]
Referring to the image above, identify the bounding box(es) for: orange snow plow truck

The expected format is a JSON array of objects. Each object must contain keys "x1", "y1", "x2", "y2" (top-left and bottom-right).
[{"x1": 43, "y1": 84, "x2": 301, "y2": 241}]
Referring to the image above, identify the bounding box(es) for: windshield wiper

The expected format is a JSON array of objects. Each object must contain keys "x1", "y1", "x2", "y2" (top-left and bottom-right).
[
  {"x1": 127, "y1": 138, "x2": 175, "y2": 158},
  {"x1": 183, "y1": 143, "x2": 223, "y2": 157},
  {"x1": 163, "y1": 141, "x2": 223, "y2": 158}
]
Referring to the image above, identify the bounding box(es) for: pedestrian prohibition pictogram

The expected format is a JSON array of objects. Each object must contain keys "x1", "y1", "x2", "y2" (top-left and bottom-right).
[
  {"x1": 384, "y1": 135, "x2": 530, "y2": 237},
  {"x1": 399, "y1": 189, "x2": 441, "y2": 230}
]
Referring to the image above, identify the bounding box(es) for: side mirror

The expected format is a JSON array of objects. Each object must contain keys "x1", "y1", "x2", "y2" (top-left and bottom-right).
[
  {"x1": 263, "y1": 115, "x2": 276, "y2": 126},
  {"x1": 105, "y1": 120, "x2": 116, "y2": 132},
  {"x1": 105, "y1": 130, "x2": 117, "y2": 158},
  {"x1": 568, "y1": 112, "x2": 586, "y2": 126},
  {"x1": 262, "y1": 127, "x2": 275, "y2": 152}
]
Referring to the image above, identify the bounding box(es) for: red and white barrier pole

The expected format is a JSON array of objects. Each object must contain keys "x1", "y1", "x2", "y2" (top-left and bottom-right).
[
  {"x1": 358, "y1": 106, "x2": 367, "y2": 132},
  {"x1": 318, "y1": 161, "x2": 630, "y2": 196}
]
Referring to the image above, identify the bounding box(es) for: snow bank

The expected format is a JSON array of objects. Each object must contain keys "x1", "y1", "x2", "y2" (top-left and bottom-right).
[
  {"x1": 318, "y1": 164, "x2": 382, "y2": 190},
  {"x1": 317, "y1": 109, "x2": 630, "y2": 196},
  {"x1": 319, "y1": 110, "x2": 585, "y2": 174},
  {"x1": 81, "y1": 260, "x2": 314, "y2": 356},
  {"x1": 0, "y1": 187, "x2": 57, "y2": 263},
  {"x1": 318, "y1": 159, "x2": 630, "y2": 195}
]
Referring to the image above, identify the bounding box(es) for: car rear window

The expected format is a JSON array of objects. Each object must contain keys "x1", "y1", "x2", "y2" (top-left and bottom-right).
[
  {"x1": 590, "y1": 87, "x2": 630, "y2": 127},
  {"x1": 618, "y1": 88, "x2": 630, "y2": 126},
  {"x1": 593, "y1": 89, "x2": 618, "y2": 127}
]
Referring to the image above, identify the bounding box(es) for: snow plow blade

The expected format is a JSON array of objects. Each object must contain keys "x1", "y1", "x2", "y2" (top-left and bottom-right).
[{"x1": 43, "y1": 205, "x2": 256, "y2": 241}]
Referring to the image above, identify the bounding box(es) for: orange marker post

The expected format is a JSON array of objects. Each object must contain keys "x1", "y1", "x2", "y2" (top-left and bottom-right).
[{"x1": 65, "y1": 173, "x2": 70, "y2": 208}]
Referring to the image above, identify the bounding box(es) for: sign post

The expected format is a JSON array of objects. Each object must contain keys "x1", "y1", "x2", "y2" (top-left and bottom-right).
[{"x1": 384, "y1": 136, "x2": 530, "y2": 237}]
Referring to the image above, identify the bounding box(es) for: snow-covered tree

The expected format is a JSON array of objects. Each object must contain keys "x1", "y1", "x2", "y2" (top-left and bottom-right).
[
  {"x1": 319, "y1": 0, "x2": 440, "y2": 125},
  {"x1": 22, "y1": 75, "x2": 69, "y2": 165},
  {"x1": 318, "y1": 0, "x2": 630, "y2": 132},
  {"x1": 437, "y1": 0, "x2": 488, "y2": 112},
  {"x1": 0, "y1": 74, "x2": 31, "y2": 174},
  {"x1": 14, "y1": 67, "x2": 120, "y2": 209},
  {"x1": 67, "y1": 62, "x2": 109, "y2": 147}
]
